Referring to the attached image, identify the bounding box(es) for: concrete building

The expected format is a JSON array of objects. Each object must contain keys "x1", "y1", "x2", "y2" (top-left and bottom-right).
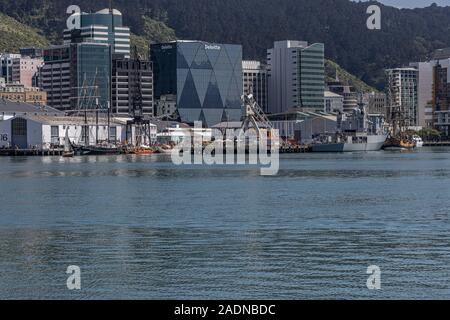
[
  {"x1": 327, "y1": 80, "x2": 358, "y2": 114},
  {"x1": 242, "y1": 60, "x2": 268, "y2": 112},
  {"x1": 151, "y1": 40, "x2": 243, "y2": 127},
  {"x1": 409, "y1": 61, "x2": 435, "y2": 127},
  {"x1": 431, "y1": 47, "x2": 450, "y2": 60},
  {"x1": 362, "y1": 92, "x2": 387, "y2": 115},
  {"x1": 267, "y1": 40, "x2": 325, "y2": 114},
  {"x1": 12, "y1": 56, "x2": 43, "y2": 88},
  {"x1": 324, "y1": 90, "x2": 344, "y2": 113},
  {"x1": 410, "y1": 52, "x2": 450, "y2": 130},
  {"x1": 155, "y1": 94, "x2": 177, "y2": 118},
  {"x1": 268, "y1": 110, "x2": 337, "y2": 143},
  {"x1": 64, "y1": 8, "x2": 130, "y2": 58},
  {"x1": 432, "y1": 62, "x2": 450, "y2": 135},
  {"x1": 0, "y1": 53, "x2": 21, "y2": 83},
  {"x1": 0, "y1": 84, "x2": 47, "y2": 105},
  {"x1": 40, "y1": 46, "x2": 71, "y2": 111},
  {"x1": 111, "y1": 57, "x2": 154, "y2": 116},
  {"x1": 386, "y1": 67, "x2": 419, "y2": 127},
  {"x1": 20, "y1": 48, "x2": 43, "y2": 59}
]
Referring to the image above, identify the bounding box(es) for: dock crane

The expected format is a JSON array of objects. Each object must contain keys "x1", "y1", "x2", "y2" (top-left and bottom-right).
[
  {"x1": 240, "y1": 88, "x2": 274, "y2": 139},
  {"x1": 125, "y1": 46, "x2": 153, "y2": 148}
]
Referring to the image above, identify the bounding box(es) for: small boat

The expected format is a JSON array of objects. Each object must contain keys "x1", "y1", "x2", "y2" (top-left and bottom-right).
[
  {"x1": 62, "y1": 127, "x2": 74, "y2": 158},
  {"x1": 133, "y1": 146, "x2": 155, "y2": 155},
  {"x1": 412, "y1": 135, "x2": 424, "y2": 148}
]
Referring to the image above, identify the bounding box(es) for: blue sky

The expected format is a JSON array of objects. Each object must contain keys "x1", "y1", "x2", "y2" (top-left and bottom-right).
[{"x1": 353, "y1": 0, "x2": 450, "y2": 8}]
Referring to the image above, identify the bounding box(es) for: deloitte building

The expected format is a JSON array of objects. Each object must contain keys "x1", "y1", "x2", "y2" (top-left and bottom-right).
[{"x1": 151, "y1": 41, "x2": 243, "y2": 127}]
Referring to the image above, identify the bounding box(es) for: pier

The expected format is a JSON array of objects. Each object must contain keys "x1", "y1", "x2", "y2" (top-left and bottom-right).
[{"x1": 0, "y1": 148, "x2": 64, "y2": 157}]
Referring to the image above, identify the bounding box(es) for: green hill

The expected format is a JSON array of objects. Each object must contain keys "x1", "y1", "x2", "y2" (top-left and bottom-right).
[
  {"x1": 0, "y1": 12, "x2": 49, "y2": 53},
  {"x1": 131, "y1": 15, "x2": 177, "y2": 58},
  {"x1": 0, "y1": 3, "x2": 377, "y2": 93},
  {"x1": 325, "y1": 60, "x2": 378, "y2": 93}
]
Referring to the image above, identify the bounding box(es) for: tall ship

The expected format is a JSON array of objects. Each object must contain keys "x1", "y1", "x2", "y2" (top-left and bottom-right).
[
  {"x1": 312, "y1": 105, "x2": 388, "y2": 152},
  {"x1": 383, "y1": 105, "x2": 416, "y2": 151}
]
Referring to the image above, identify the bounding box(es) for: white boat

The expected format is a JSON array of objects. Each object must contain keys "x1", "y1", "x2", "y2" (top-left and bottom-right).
[{"x1": 412, "y1": 135, "x2": 424, "y2": 148}]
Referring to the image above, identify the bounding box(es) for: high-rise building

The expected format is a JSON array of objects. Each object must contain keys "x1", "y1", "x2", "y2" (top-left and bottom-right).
[
  {"x1": 267, "y1": 40, "x2": 325, "y2": 114},
  {"x1": 112, "y1": 58, "x2": 153, "y2": 116},
  {"x1": 242, "y1": 60, "x2": 268, "y2": 112},
  {"x1": 432, "y1": 63, "x2": 450, "y2": 135},
  {"x1": 41, "y1": 43, "x2": 111, "y2": 112},
  {"x1": 0, "y1": 53, "x2": 21, "y2": 83},
  {"x1": 41, "y1": 7, "x2": 133, "y2": 112},
  {"x1": 151, "y1": 40, "x2": 243, "y2": 127},
  {"x1": 385, "y1": 68, "x2": 419, "y2": 127},
  {"x1": 12, "y1": 56, "x2": 43, "y2": 88},
  {"x1": 40, "y1": 46, "x2": 71, "y2": 110},
  {"x1": 64, "y1": 8, "x2": 130, "y2": 58},
  {"x1": 409, "y1": 62, "x2": 435, "y2": 127}
]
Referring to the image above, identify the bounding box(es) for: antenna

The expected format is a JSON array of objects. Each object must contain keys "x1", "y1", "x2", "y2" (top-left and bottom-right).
[{"x1": 109, "y1": 0, "x2": 113, "y2": 13}]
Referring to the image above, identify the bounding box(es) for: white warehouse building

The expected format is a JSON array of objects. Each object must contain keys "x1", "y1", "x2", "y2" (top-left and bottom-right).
[{"x1": 0, "y1": 100, "x2": 157, "y2": 149}]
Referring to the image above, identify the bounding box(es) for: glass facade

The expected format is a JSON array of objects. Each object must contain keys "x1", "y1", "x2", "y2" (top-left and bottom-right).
[
  {"x1": 71, "y1": 43, "x2": 111, "y2": 110},
  {"x1": 298, "y1": 43, "x2": 325, "y2": 110},
  {"x1": 151, "y1": 41, "x2": 243, "y2": 126},
  {"x1": 64, "y1": 9, "x2": 130, "y2": 58}
]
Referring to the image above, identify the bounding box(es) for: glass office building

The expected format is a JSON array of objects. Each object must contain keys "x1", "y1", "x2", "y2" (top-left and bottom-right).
[
  {"x1": 41, "y1": 43, "x2": 111, "y2": 111},
  {"x1": 151, "y1": 41, "x2": 243, "y2": 126},
  {"x1": 71, "y1": 43, "x2": 111, "y2": 110},
  {"x1": 267, "y1": 41, "x2": 325, "y2": 114},
  {"x1": 64, "y1": 8, "x2": 130, "y2": 58},
  {"x1": 298, "y1": 43, "x2": 325, "y2": 110}
]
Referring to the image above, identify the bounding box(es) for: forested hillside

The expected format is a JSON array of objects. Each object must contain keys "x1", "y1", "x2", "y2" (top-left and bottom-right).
[{"x1": 1, "y1": 0, "x2": 449, "y2": 89}]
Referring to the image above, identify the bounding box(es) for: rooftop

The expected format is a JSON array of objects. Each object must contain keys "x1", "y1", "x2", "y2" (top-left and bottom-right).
[
  {"x1": 432, "y1": 47, "x2": 450, "y2": 60},
  {"x1": 0, "y1": 99, "x2": 64, "y2": 115}
]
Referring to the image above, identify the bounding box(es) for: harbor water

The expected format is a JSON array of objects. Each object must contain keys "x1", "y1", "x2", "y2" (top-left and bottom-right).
[{"x1": 1, "y1": 148, "x2": 450, "y2": 299}]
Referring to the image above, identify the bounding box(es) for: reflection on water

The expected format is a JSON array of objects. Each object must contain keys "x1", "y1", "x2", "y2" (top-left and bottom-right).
[{"x1": 1, "y1": 148, "x2": 450, "y2": 299}]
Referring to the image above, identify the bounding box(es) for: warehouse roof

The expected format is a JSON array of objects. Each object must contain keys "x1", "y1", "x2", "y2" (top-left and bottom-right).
[{"x1": 0, "y1": 99, "x2": 64, "y2": 116}]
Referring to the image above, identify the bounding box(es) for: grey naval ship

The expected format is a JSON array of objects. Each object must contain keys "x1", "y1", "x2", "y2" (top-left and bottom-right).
[{"x1": 312, "y1": 106, "x2": 388, "y2": 153}]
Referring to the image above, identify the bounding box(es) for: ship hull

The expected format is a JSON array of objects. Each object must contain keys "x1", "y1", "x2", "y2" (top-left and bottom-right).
[
  {"x1": 312, "y1": 135, "x2": 387, "y2": 152},
  {"x1": 75, "y1": 146, "x2": 121, "y2": 156}
]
